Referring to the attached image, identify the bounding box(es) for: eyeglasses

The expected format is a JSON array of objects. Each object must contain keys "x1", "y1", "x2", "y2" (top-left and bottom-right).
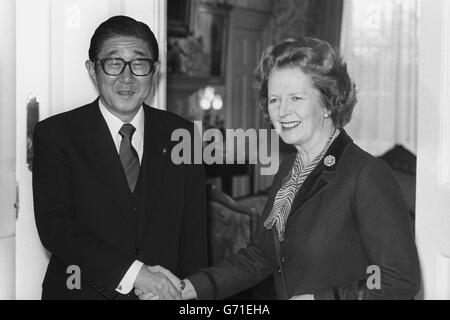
[{"x1": 95, "y1": 58, "x2": 157, "y2": 76}]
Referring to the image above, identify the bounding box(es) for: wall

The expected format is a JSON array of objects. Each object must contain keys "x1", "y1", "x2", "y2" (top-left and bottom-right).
[
  {"x1": 0, "y1": 0, "x2": 16, "y2": 300},
  {"x1": 267, "y1": 0, "x2": 343, "y2": 48},
  {"x1": 416, "y1": 0, "x2": 450, "y2": 299}
]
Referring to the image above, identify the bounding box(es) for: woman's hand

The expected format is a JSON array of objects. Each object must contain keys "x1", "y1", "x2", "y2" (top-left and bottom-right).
[
  {"x1": 147, "y1": 265, "x2": 182, "y2": 291},
  {"x1": 147, "y1": 265, "x2": 198, "y2": 300},
  {"x1": 135, "y1": 265, "x2": 198, "y2": 300},
  {"x1": 289, "y1": 294, "x2": 314, "y2": 300},
  {"x1": 133, "y1": 265, "x2": 181, "y2": 300},
  {"x1": 134, "y1": 265, "x2": 182, "y2": 300},
  {"x1": 136, "y1": 291, "x2": 161, "y2": 300}
]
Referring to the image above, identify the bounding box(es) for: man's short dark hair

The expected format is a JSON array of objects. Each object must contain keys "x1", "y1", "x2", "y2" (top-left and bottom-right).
[{"x1": 88, "y1": 15, "x2": 159, "y2": 62}]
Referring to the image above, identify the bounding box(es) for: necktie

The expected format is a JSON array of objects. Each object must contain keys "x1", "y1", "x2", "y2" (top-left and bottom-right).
[{"x1": 119, "y1": 124, "x2": 140, "y2": 193}]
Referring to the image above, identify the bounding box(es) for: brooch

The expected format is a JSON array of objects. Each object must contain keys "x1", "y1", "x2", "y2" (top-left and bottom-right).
[{"x1": 324, "y1": 155, "x2": 336, "y2": 167}]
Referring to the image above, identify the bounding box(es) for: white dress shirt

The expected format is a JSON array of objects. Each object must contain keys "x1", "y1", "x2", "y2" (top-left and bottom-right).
[{"x1": 98, "y1": 100, "x2": 144, "y2": 295}]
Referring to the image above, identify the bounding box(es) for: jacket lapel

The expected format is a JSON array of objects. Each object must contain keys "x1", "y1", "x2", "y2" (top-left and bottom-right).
[
  {"x1": 136, "y1": 105, "x2": 171, "y2": 239},
  {"x1": 81, "y1": 99, "x2": 132, "y2": 213},
  {"x1": 287, "y1": 129, "x2": 353, "y2": 223},
  {"x1": 267, "y1": 130, "x2": 354, "y2": 296}
]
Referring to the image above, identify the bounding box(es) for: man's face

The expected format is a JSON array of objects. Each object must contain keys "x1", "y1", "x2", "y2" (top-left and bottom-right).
[{"x1": 86, "y1": 36, "x2": 156, "y2": 122}]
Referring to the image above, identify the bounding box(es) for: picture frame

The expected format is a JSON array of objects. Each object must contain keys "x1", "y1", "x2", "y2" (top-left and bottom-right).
[
  {"x1": 167, "y1": 2, "x2": 230, "y2": 80},
  {"x1": 168, "y1": 0, "x2": 197, "y2": 37},
  {"x1": 194, "y1": 2, "x2": 230, "y2": 79}
]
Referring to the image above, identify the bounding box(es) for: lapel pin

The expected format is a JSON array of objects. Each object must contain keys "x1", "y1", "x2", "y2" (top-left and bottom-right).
[{"x1": 324, "y1": 155, "x2": 336, "y2": 167}]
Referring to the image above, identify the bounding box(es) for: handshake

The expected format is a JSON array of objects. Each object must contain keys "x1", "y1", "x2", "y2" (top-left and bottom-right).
[{"x1": 133, "y1": 265, "x2": 197, "y2": 300}]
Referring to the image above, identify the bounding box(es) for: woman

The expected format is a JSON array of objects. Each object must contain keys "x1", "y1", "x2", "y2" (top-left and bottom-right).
[{"x1": 143, "y1": 37, "x2": 420, "y2": 300}]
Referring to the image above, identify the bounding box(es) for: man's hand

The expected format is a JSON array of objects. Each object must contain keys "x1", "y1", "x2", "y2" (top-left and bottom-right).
[
  {"x1": 136, "y1": 265, "x2": 198, "y2": 300},
  {"x1": 133, "y1": 265, "x2": 181, "y2": 300},
  {"x1": 148, "y1": 265, "x2": 182, "y2": 289}
]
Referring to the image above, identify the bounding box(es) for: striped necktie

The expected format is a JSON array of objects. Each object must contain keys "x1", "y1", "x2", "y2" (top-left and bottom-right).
[{"x1": 119, "y1": 124, "x2": 140, "y2": 193}]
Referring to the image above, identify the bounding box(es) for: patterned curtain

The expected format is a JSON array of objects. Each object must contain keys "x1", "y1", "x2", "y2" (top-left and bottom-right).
[{"x1": 341, "y1": 0, "x2": 419, "y2": 155}]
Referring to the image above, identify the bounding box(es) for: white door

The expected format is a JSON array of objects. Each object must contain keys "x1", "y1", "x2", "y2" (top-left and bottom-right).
[
  {"x1": 416, "y1": 0, "x2": 450, "y2": 300},
  {"x1": 15, "y1": 0, "x2": 166, "y2": 299}
]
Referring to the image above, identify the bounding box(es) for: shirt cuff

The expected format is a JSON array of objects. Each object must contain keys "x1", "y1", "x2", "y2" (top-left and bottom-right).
[{"x1": 116, "y1": 260, "x2": 144, "y2": 294}]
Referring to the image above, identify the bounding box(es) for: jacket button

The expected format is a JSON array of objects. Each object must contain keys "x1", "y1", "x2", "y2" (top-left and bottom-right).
[
  {"x1": 134, "y1": 247, "x2": 141, "y2": 255},
  {"x1": 282, "y1": 257, "x2": 286, "y2": 263},
  {"x1": 133, "y1": 208, "x2": 137, "y2": 213},
  {"x1": 278, "y1": 267, "x2": 282, "y2": 273}
]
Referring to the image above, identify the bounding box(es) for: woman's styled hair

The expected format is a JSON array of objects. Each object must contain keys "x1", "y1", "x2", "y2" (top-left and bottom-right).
[
  {"x1": 88, "y1": 15, "x2": 159, "y2": 62},
  {"x1": 254, "y1": 37, "x2": 357, "y2": 127}
]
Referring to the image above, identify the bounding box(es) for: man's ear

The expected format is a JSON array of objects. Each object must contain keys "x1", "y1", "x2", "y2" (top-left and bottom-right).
[
  {"x1": 154, "y1": 61, "x2": 161, "y2": 75},
  {"x1": 147, "y1": 62, "x2": 161, "y2": 102},
  {"x1": 85, "y1": 60, "x2": 98, "y2": 88},
  {"x1": 151, "y1": 62, "x2": 161, "y2": 88}
]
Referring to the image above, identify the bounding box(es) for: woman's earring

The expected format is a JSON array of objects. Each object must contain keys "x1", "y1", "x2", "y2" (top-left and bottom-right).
[{"x1": 324, "y1": 113, "x2": 330, "y2": 119}]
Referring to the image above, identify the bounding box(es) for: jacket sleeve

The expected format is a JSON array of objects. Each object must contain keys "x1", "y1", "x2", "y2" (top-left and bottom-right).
[
  {"x1": 176, "y1": 162, "x2": 209, "y2": 277},
  {"x1": 314, "y1": 158, "x2": 420, "y2": 300},
  {"x1": 33, "y1": 122, "x2": 135, "y2": 298},
  {"x1": 187, "y1": 239, "x2": 275, "y2": 300},
  {"x1": 186, "y1": 156, "x2": 293, "y2": 300}
]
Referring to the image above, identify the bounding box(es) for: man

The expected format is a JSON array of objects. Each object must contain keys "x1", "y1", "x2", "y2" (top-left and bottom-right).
[{"x1": 32, "y1": 15, "x2": 208, "y2": 299}]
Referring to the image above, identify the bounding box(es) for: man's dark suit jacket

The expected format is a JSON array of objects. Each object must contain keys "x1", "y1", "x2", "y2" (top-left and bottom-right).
[
  {"x1": 32, "y1": 99, "x2": 208, "y2": 299},
  {"x1": 189, "y1": 129, "x2": 420, "y2": 300}
]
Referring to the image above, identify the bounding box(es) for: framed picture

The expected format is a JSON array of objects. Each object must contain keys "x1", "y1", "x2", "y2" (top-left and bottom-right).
[
  {"x1": 167, "y1": 2, "x2": 230, "y2": 80},
  {"x1": 168, "y1": 0, "x2": 197, "y2": 37},
  {"x1": 194, "y1": 2, "x2": 229, "y2": 78}
]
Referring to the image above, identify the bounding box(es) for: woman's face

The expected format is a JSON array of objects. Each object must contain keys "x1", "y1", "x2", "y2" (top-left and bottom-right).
[{"x1": 267, "y1": 67, "x2": 330, "y2": 150}]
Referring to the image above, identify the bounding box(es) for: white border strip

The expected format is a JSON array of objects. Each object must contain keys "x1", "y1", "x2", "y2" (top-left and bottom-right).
[
  {"x1": 436, "y1": 252, "x2": 450, "y2": 299},
  {"x1": 439, "y1": 0, "x2": 450, "y2": 187}
]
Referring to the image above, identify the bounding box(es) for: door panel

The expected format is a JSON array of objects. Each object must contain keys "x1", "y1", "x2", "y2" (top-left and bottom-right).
[
  {"x1": 15, "y1": 0, "x2": 52, "y2": 300},
  {"x1": 416, "y1": 0, "x2": 450, "y2": 300},
  {"x1": 226, "y1": 8, "x2": 268, "y2": 197}
]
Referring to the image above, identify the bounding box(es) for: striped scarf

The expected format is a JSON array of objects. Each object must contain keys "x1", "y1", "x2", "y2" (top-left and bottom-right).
[{"x1": 264, "y1": 129, "x2": 340, "y2": 241}]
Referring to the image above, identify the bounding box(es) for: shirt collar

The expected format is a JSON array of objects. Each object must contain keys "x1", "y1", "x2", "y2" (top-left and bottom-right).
[{"x1": 98, "y1": 99, "x2": 145, "y2": 140}]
